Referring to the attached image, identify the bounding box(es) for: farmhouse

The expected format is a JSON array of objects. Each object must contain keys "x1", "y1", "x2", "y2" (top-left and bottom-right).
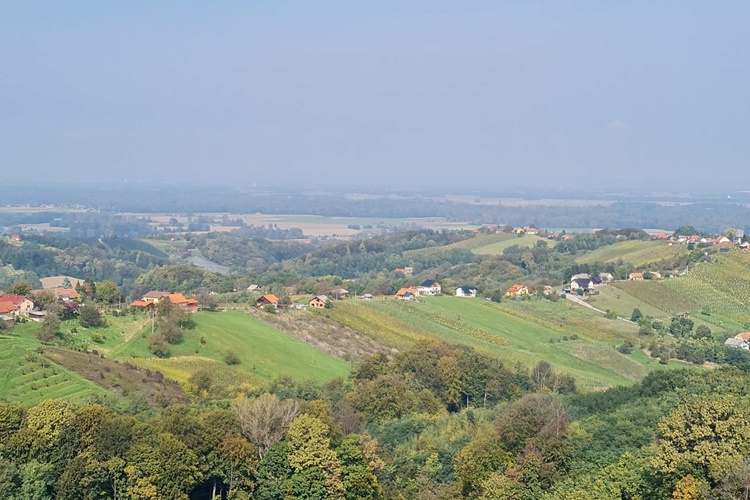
[
  {"x1": 142, "y1": 291, "x2": 171, "y2": 303},
  {"x1": 570, "y1": 278, "x2": 595, "y2": 293},
  {"x1": 309, "y1": 295, "x2": 329, "y2": 309},
  {"x1": 417, "y1": 280, "x2": 442, "y2": 296},
  {"x1": 0, "y1": 295, "x2": 35, "y2": 317},
  {"x1": 724, "y1": 338, "x2": 750, "y2": 351},
  {"x1": 0, "y1": 302, "x2": 19, "y2": 316},
  {"x1": 455, "y1": 286, "x2": 478, "y2": 298},
  {"x1": 129, "y1": 300, "x2": 154, "y2": 311},
  {"x1": 256, "y1": 294, "x2": 279, "y2": 309},
  {"x1": 359, "y1": 294, "x2": 374, "y2": 300},
  {"x1": 395, "y1": 288, "x2": 417, "y2": 300},
  {"x1": 570, "y1": 273, "x2": 591, "y2": 282},
  {"x1": 628, "y1": 272, "x2": 644, "y2": 281},
  {"x1": 598, "y1": 272, "x2": 613, "y2": 283},
  {"x1": 331, "y1": 288, "x2": 349, "y2": 299},
  {"x1": 505, "y1": 284, "x2": 529, "y2": 298},
  {"x1": 734, "y1": 332, "x2": 750, "y2": 341},
  {"x1": 168, "y1": 293, "x2": 199, "y2": 313}
]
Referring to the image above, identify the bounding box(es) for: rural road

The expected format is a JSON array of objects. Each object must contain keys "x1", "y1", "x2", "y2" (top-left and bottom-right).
[{"x1": 564, "y1": 293, "x2": 635, "y2": 325}]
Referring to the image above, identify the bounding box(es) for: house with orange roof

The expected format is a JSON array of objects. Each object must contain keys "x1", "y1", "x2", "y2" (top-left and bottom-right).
[
  {"x1": 734, "y1": 332, "x2": 750, "y2": 341},
  {"x1": 504, "y1": 284, "x2": 529, "y2": 298},
  {"x1": 395, "y1": 287, "x2": 417, "y2": 300},
  {"x1": 129, "y1": 300, "x2": 154, "y2": 311},
  {"x1": 168, "y1": 293, "x2": 200, "y2": 313},
  {"x1": 256, "y1": 294, "x2": 279, "y2": 309},
  {"x1": 628, "y1": 272, "x2": 644, "y2": 281}
]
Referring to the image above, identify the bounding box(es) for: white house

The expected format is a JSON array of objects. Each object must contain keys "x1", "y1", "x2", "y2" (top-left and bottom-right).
[
  {"x1": 417, "y1": 280, "x2": 442, "y2": 296},
  {"x1": 455, "y1": 286, "x2": 478, "y2": 298}
]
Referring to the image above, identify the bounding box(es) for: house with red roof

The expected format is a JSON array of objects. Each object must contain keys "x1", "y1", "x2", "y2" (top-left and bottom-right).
[
  {"x1": 0, "y1": 302, "x2": 19, "y2": 316},
  {"x1": 0, "y1": 294, "x2": 35, "y2": 317},
  {"x1": 168, "y1": 293, "x2": 199, "y2": 313}
]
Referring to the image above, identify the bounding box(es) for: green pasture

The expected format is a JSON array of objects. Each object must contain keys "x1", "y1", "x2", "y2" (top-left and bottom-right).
[{"x1": 575, "y1": 240, "x2": 687, "y2": 266}]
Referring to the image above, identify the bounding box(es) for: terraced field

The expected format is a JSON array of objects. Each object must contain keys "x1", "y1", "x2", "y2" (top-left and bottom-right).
[
  {"x1": 576, "y1": 240, "x2": 688, "y2": 266},
  {"x1": 0, "y1": 326, "x2": 110, "y2": 405},
  {"x1": 328, "y1": 297, "x2": 661, "y2": 389},
  {"x1": 113, "y1": 311, "x2": 350, "y2": 385}
]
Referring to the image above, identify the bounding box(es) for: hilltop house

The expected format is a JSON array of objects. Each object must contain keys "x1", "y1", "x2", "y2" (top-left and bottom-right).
[
  {"x1": 417, "y1": 280, "x2": 442, "y2": 296},
  {"x1": 167, "y1": 293, "x2": 199, "y2": 313},
  {"x1": 455, "y1": 286, "x2": 478, "y2": 298},
  {"x1": 256, "y1": 294, "x2": 279, "y2": 309},
  {"x1": 395, "y1": 288, "x2": 417, "y2": 300},
  {"x1": 309, "y1": 296, "x2": 329, "y2": 309},
  {"x1": 505, "y1": 284, "x2": 529, "y2": 298},
  {"x1": 628, "y1": 272, "x2": 644, "y2": 281}
]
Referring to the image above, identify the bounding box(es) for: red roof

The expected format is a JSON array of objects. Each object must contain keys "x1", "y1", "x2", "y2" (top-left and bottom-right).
[
  {"x1": 0, "y1": 302, "x2": 18, "y2": 314},
  {"x1": 0, "y1": 294, "x2": 30, "y2": 305},
  {"x1": 130, "y1": 300, "x2": 153, "y2": 308}
]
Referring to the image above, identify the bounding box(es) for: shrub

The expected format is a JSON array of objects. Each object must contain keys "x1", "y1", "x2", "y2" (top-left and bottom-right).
[{"x1": 225, "y1": 349, "x2": 241, "y2": 365}]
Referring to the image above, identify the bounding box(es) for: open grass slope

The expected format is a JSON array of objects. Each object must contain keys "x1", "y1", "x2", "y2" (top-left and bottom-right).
[
  {"x1": 326, "y1": 296, "x2": 660, "y2": 389},
  {"x1": 575, "y1": 240, "x2": 687, "y2": 266},
  {"x1": 0, "y1": 324, "x2": 111, "y2": 405},
  {"x1": 113, "y1": 311, "x2": 350, "y2": 385}
]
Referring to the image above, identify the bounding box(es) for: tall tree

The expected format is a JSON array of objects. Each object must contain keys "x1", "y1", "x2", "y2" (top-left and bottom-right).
[{"x1": 233, "y1": 394, "x2": 299, "y2": 460}]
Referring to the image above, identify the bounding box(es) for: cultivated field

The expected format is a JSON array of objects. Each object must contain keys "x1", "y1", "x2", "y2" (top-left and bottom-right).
[
  {"x1": 404, "y1": 233, "x2": 547, "y2": 258},
  {"x1": 576, "y1": 240, "x2": 688, "y2": 266},
  {"x1": 324, "y1": 296, "x2": 665, "y2": 389},
  {"x1": 0, "y1": 324, "x2": 111, "y2": 405}
]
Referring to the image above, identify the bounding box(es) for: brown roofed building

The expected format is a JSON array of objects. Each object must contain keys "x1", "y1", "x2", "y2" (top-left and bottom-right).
[{"x1": 142, "y1": 291, "x2": 171, "y2": 303}]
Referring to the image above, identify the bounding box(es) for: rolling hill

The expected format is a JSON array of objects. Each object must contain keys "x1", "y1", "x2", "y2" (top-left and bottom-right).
[
  {"x1": 322, "y1": 296, "x2": 670, "y2": 389},
  {"x1": 575, "y1": 240, "x2": 688, "y2": 266}
]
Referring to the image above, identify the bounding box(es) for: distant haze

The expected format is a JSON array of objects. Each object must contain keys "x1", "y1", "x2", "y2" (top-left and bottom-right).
[{"x1": 2, "y1": 2, "x2": 750, "y2": 191}]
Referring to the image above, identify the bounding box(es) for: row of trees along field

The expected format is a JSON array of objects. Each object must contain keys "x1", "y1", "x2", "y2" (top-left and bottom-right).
[{"x1": 3, "y1": 338, "x2": 750, "y2": 499}]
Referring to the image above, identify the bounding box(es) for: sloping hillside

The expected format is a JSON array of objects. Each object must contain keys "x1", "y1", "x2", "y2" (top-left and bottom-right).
[{"x1": 576, "y1": 240, "x2": 687, "y2": 266}]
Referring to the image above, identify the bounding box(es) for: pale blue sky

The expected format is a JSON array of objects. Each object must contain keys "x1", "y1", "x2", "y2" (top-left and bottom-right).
[{"x1": 2, "y1": 1, "x2": 749, "y2": 190}]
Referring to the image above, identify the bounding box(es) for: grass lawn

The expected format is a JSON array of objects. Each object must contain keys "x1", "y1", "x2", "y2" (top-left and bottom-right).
[
  {"x1": 575, "y1": 240, "x2": 687, "y2": 266},
  {"x1": 470, "y1": 235, "x2": 549, "y2": 255},
  {"x1": 113, "y1": 311, "x2": 350, "y2": 385}
]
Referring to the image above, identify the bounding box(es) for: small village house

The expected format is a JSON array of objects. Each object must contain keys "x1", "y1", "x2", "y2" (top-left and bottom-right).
[
  {"x1": 628, "y1": 272, "x2": 644, "y2": 281},
  {"x1": 570, "y1": 278, "x2": 595, "y2": 293},
  {"x1": 455, "y1": 286, "x2": 478, "y2": 298},
  {"x1": 724, "y1": 338, "x2": 750, "y2": 351},
  {"x1": 309, "y1": 295, "x2": 329, "y2": 309},
  {"x1": 417, "y1": 280, "x2": 442, "y2": 296},
  {"x1": 256, "y1": 294, "x2": 279, "y2": 309},
  {"x1": 0, "y1": 294, "x2": 35, "y2": 317},
  {"x1": 505, "y1": 284, "x2": 529, "y2": 298},
  {"x1": 395, "y1": 287, "x2": 417, "y2": 300}
]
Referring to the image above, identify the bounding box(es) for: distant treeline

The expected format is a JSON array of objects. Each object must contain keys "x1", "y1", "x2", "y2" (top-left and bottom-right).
[{"x1": 2, "y1": 185, "x2": 750, "y2": 231}]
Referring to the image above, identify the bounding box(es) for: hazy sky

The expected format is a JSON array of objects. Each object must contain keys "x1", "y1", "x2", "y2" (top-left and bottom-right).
[{"x1": 2, "y1": 1, "x2": 749, "y2": 191}]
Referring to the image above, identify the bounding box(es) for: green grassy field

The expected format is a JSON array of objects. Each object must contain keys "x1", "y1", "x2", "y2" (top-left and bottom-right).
[
  {"x1": 0, "y1": 324, "x2": 111, "y2": 405},
  {"x1": 575, "y1": 240, "x2": 687, "y2": 266},
  {"x1": 327, "y1": 296, "x2": 665, "y2": 389},
  {"x1": 113, "y1": 311, "x2": 350, "y2": 385},
  {"x1": 403, "y1": 233, "x2": 546, "y2": 258}
]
